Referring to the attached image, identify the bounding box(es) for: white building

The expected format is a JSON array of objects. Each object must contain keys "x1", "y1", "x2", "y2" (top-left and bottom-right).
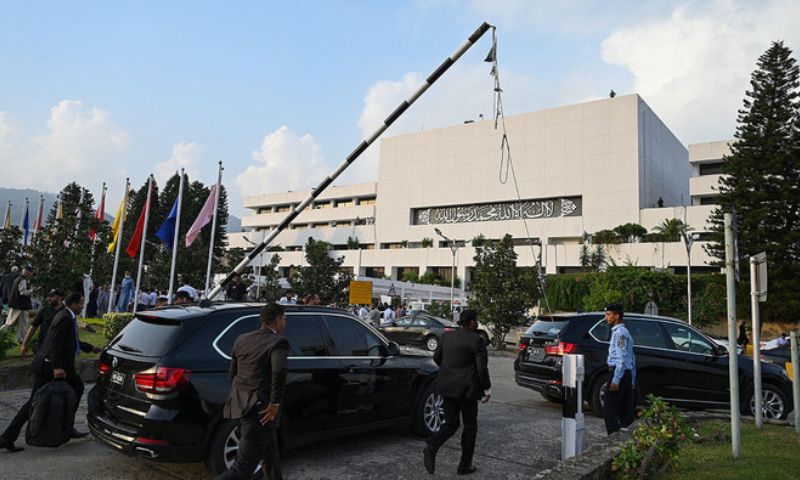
[{"x1": 230, "y1": 94, "x2": 728, "y2": 291}]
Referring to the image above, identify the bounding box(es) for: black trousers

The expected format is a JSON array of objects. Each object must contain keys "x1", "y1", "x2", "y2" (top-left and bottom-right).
[
  {"x1": 216, "y1": 410, "x2": 281, "y2": 480},
  {"x1": 604, "y1": 370, "x2": 634, "y2": 435},
  {"x1": 0, "y1": 364, "x2": 84, "y2": 443},
  {"x1": 426, "y1": 396, "x2": 478, "y2": 470}
]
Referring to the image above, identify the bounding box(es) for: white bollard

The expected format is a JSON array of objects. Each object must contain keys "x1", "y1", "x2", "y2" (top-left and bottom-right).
[{"x1": 562, "y1": 354, "x2": 585, "y2": 460}]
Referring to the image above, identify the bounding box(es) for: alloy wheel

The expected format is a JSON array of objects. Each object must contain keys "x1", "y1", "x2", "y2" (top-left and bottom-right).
[
  {"x1": 223, "y1": 426, "x2": 262, "y2": 473},
  {"x1": 426, "y1": 337, "x2": 439, "y2": 351},
  {"x1": 750, "y1": 388, "x2": 786, "y2": 420},
  {"x1": 423, "y1": 392, "x2": 444, "y2": 433}
]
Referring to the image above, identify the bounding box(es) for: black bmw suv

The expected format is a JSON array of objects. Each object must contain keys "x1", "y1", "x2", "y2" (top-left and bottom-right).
[
  {"x1": 514, "y1": 313, "x2": 794, "y2": 419},
  {"x1": 87, "y1": 304, "x2": 442, "y2": 475}
]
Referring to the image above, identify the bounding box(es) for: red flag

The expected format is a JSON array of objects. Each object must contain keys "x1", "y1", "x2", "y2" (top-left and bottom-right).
[
  {"x1": 90, "y1": 186, "x2": 106, "y2": 241},
  {"x1": 126, "y1": 181, "x2": 153, "y2": 258}
]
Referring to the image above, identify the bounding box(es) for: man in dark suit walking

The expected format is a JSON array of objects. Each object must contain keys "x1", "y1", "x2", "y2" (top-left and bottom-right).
[
  {"x1": 216, "y1": 303, "x2": 290, "y2": 480},
  {"x1": 0, "y1": 292, "x2": 97, "y2": 452},
  {"x1": 423, "y1": 309, "x2": 491, "y2": 475}
]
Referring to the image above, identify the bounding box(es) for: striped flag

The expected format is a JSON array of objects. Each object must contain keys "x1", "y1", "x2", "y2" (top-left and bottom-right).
[
  {"x1": 2, "y1": 201, "x2": 10, "y2": 229},
  {"x1": 90, "y1": 184, "x2": 106, "y2": 241},
  {"x1": 20, "y1": 199, "x2": 30, "y2": 246},
  {"x1": 185, "y1": 184, "x2": 218, "y2": 247},
  {"x1": 33, "y1": 195, "x2": 44, "y2": 236},
  {"x1": 56, "y1": 194, "x2": 63, "y2": 222}
]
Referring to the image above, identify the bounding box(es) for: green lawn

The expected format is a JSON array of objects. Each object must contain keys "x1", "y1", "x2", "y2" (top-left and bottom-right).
[
  {"x1": 2, "y1": 317, "x2": 107, "y2": 364},
  {"x1": 667, "y1": 420, "x2": 800, "y2": 480}
]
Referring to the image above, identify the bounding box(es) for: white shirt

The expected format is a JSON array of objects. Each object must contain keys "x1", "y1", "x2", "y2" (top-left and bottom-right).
[
  {"x1": 279, "y1": 296, "x2": 296, "y2": 305},
  {"x1": 139, "y1": 291, "x2": 150, "y2": 306},
  {"x1": 382, "y1": 307, "x2": 394, "y2": 325},
  {"x1": 177, "y1": 285, "x2": 198, "y2": 301},
  {"x1": 358, "y1": 306, "x2": 369, "y2": 319},
  {"x1": 776, "y1": 337, "x2": 789, "y2": 347}
]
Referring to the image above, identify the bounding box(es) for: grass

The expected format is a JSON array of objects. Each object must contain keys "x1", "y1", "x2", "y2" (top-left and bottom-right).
[
  {"x1": 1, "y1": 317, "x2": 107, "y2": 365},
  {"x1": 667, "y1": 419, "x2": 800, "y2": 480}
]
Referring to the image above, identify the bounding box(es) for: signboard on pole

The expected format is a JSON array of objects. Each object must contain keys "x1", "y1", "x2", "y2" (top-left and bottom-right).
[
  {"x1": 349, "y1": 280, "x2": 373, "y2": 305},
  {"x1": 752, "y1": 252, "x2": 767, "y2": 302}
]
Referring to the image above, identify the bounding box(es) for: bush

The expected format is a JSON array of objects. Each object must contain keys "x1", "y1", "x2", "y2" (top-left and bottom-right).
[
  {"x1": 0, "y1": 330, "x2": 15, "y2": 361},
  {"x1": 104, "y1": 313, "x2": 134, "y2": 342},
  {"x1": 612, "y1": 395, "x2": 690, "y2": 479}
]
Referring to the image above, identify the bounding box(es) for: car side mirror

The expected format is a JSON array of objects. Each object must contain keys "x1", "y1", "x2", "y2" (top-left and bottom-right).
[
  {"x1": 386, "y1": 341, "x2": 400, "y2": 357},
  {"x1": 715, "y1": 345, "x2": 728, "y2": 356}
]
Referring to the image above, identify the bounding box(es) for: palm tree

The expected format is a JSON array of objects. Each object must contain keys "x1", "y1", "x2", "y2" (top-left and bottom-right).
[{"x1": 653, "y1": 218, "x2": 689, "y2": 242}]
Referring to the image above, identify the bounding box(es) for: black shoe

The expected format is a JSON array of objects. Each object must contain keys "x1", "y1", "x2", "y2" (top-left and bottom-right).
[
  {"x1": 0, "y1": 438, "x2": 24, "y2": 453},
  {"x1": 423, "y1": 446, "x2": 436, "y2": 474},
  {"x1": 70, "y1": 429, "x2": 89, "y2": 439},
  {"x1": 457, "y1": 466, "x2": 477, "y2": 475}
]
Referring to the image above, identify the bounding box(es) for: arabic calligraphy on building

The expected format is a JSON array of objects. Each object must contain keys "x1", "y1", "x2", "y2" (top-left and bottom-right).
[{"x1": 413, "y1": 197, "x2": 581, "y2": 225}]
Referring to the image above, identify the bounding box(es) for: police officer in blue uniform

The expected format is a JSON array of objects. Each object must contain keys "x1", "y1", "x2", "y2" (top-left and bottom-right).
[{"x1": 604, "y1": 303, "x2": 636, "y2": 434}]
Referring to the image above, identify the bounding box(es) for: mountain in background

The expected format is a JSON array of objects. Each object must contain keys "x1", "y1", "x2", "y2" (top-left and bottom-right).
[{"x1": 0, "y1": 187, "x2": 241, "y2": 232}]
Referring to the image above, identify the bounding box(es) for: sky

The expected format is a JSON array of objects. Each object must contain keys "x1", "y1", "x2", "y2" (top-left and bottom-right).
[{"x1": 1, "y1": 0, "x2": 799, "y2": 216}]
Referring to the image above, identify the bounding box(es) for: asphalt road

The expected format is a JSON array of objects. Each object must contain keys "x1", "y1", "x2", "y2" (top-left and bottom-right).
[{"x1": 0, "y1": 355, "x2": 607, "y2": 479}]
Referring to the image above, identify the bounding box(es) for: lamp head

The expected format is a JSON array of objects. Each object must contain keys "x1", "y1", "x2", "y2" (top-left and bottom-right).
[{"x1": 434, "y1": 228, "x2": 442, "y2": 236}]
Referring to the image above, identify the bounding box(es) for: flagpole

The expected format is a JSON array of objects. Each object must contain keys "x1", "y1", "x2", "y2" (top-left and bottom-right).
[
  {"x1": 133, "y1": 176, "x2": 153, "y2": 314},
  {"x1": 204, "y1": 161, "x2": 223, "y2": 295},
  {"x1": 108, "y1": 178, "x2": 129, "y2": 314},
  {"x1": 168, "y1": 169, "x2": 185, "y2": 304}
]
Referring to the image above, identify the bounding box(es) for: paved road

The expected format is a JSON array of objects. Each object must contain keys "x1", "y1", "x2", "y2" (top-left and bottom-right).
[{"x1": 0, "y1": 355, "x2": 607, "y2": 479}]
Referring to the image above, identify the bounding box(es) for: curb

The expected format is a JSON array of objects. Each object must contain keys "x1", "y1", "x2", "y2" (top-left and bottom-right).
[
  {"x1": 532, "y1": 428, "x2": 634, "y2": 480},
  {"x1": 0, "y1": 359, "x2": 98, "y2": 390}
]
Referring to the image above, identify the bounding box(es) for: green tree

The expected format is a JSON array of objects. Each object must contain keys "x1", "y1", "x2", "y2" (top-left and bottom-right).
[
  {"x1": 707, "y1": 41, "x2": 800, "y2": 323},
  {"x1": 0, "y1": 227, "x2": 23, "y2": 272},
  {"x1": 651, "y1": 218, "x2": 687, "y2": 242},
  {"x1": 347, "y1": 236, "x2": 360, "y2": 250},
  {"x1": 289, "y1": 237, "x2": 350, "y2": 305},
  {"x1": 468, "y1": 234, "x2": 538, "y2": 348},
  {"x1": 613, "y1": 223, "x2": 648, "y2": 243},
  {"x1": 257, "y1": 253, "x2": 283, "y2": 303},
  {"x1": 592, "y1": 229, "x2": 620, "y2": 244}
]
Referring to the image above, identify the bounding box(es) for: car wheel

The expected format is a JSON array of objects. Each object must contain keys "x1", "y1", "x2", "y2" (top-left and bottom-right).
[
  {"x1": 540, "y1": 391, "x2": 563, "y2": 404},
  {"x1": 414, "y1": 382, "x2": 444, "y2": 436},
  {"x1": 590, "y1": 374, "x2": 609, "y2": 417},
  {"x1": 205, "y1": 419, "x2": 263, "y2": 476},
  {"x1": 425, "y1": 335, "x2": 439, "y2": 352},
  {"x1": 748, "y1": 384, "x2": 790, "y2": 420}
]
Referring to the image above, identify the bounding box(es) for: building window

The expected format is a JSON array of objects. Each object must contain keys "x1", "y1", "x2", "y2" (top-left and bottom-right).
[
  {"x1": 358, "y1": 197, "x2": 377, "y2": 205},
  {"x1": 699, "y1": 196, "x2": 719, "y2": 205},
  {"x1": 381, "y1": 243, "x2": 405, "y2": 249},
  {"x1": 335, "y1": 200, "x2": 354, "y2": 208},
  {"x1": 398, "y1": 267, "x2": 419, "y2": 281},
  {"x1": 699, "y1": 162, "x2": 724, "y2": 176},
  {"x1": 276, "y1": 205, "x2": 292, "y2": 213},
  {"x1": 365, "y1": 267, "x2": 385, "y2": 278}
]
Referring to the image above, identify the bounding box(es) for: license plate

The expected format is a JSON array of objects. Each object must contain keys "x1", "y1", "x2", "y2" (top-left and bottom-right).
[
  {"x1": 527, "y1": 346, "x2": 545, "y2": 361},
  {"x1": 111, "y1": 371, "x2": 126, "y2": 385}
]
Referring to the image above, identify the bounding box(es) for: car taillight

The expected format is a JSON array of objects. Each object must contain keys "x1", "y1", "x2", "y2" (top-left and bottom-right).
[
  {"x1": 518, "y1": 339, "x2": 529, "y2": 351},
  {"x1": 98, "y1": 362, "x2": 110, "y2": 375},
  {"x1": 444, "y1": 328, "x2": 455, "y2": 333},
  {"x1": 135, "y1": 437, "x2": 167, "y2": 445},
  {"x1": 544, "y1": 342, "x2": 577, "y2": 356},
  {"x1": 134, "y1": 367, "x2": 191, "y2": 394}
]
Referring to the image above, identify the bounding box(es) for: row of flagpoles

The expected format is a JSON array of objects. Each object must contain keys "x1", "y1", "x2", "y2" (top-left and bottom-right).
[{"x1": 4, "y1": 161, "x2": 224, "y2": 309}]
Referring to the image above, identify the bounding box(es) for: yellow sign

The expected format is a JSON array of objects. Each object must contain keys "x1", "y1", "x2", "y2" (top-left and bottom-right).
[
  {"x1": 787, "y1": 362, "x2": 794, "y2": 382},
  {"x1": 349, "y1": 280, "x2": 373, "y2": 305}
]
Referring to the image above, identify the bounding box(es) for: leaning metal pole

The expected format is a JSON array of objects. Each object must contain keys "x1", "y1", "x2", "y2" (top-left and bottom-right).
[{"x1": 207, "y1": 22, "x2": 493, "y2": 300}]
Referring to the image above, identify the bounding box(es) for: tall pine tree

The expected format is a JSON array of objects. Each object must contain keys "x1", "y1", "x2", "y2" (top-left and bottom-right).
[{"x1": 707, "y1": 41, "x2": 800, "y2": 322}]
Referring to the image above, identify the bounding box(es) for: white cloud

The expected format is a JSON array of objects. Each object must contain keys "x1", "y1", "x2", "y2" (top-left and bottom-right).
[
  {"x1": 1, "y1": 100, "x2": 131, "y2": 201},
  {"x1": 343, "y1": 62, "x2": 539, "y2": 184},
  {"x1": 154, "y1": 142, "x2": 202, "y2": 184},
  {"x1": 601, "y1": 0, "x2": 800, "y2": 143},
  {"x1": 235, "y1": 125, "x2": 329, "y2": 200}
]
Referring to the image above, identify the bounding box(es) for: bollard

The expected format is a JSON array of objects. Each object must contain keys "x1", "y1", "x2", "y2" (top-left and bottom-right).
[
  {"x1": 791, "y1": 331, "x2": 799, "y2": 434},
  {"x1": 562, "y1": 354, "x2": 585, "y2": 460}
]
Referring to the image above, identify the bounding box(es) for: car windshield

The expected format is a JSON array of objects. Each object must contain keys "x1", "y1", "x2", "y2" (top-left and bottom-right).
[
  {"x1": 110, "y1": 318, "x2": 182, "y2": 357},
  {"x1": 526, "y1": 318, "x2": 570, "y2": 337}
]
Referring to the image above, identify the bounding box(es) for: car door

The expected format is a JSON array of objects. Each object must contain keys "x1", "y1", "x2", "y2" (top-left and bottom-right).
[
  {"x1": 281, "y1": 313, "x2": 344, "y2": 435},
  {"x1": 409, "y1": 316, "x2": 435, "y2": 345},
  {"x1": 322, "y1": 313, "x2": 414, "y2": 425},
  {"x1": 381, "y1": 316, "x2": 413, "y2": 344},
  {"x1": 623, "y1": 318, "x2": 673, "y2": 399},
  {"x1": 658, "y1": 321, "x2": 729, "y2": 405}
]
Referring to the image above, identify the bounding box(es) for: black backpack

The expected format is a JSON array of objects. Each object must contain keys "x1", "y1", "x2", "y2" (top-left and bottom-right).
[{"x1": 25, "y1": 380, "x2": 78, "y2": 447}]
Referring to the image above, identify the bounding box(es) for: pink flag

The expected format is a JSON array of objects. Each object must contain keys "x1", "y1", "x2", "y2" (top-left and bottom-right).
[{"x1": 185, "y1": 184, "x2": 217, "y2": 247}]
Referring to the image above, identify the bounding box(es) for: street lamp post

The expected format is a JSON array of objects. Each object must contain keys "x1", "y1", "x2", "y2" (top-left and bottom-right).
[
  {"x1": 681, "y1": 231, "x2": 700, "y2": 326},
  {"x1": 434, "y1": 228, "x2": 459, "y2": 310}
]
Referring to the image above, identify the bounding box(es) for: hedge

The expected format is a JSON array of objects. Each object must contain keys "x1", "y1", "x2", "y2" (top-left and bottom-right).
[
  {"x1": 543, "y1": 268, "x2": 730, "y2": 327},
  {"x1": 103, "y1": 313, "x2": 135, "y2": 342}
]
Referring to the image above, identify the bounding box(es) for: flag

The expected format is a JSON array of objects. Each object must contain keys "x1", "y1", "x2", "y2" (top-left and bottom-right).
[
  {"x1": 33, "y1": 196, "x2": 44, "y2": 236},
  {"x1": 21, "y1": 201, "x2": 30, "y2": 246},
  {"x1": 2, "y1": 201, "x2": 10, "y2": 229},
  {"x1": 185, "y1": 184, "x2": 217, "y2": 247},
  {"x1": 90, "y1": 185, "x2": 106, "y2": 241},
  {"x1": 126, "y1": 181, "x2": 153, "y2": 258},
  {"x1": 107, "y1": 191, "x2": 128, "y2": 254},
  {"x1": 156, "y1": 197, "x2": 180, "y2": 250},
  {"x1": 56, "y1": 195, "x2": 63, "y2": 221}
]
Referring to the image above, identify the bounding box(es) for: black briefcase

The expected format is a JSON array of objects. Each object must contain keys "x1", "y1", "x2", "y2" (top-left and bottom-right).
[{"x1": 25, "y1": 380, "x2": 78, "y2": 447}]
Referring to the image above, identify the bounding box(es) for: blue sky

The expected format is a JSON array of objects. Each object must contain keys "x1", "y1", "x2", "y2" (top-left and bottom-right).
[{"x1": 1, "y1": 1, "x2": 798, "y2": 215}]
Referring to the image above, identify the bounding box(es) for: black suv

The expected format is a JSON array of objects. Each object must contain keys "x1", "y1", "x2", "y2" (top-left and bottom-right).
[
  {"x1": 514, "y1": 313, "x2": 793, "y2": 419},
  {"x1": 87, "y1": 304, "x2": 442, "y2": 475}
]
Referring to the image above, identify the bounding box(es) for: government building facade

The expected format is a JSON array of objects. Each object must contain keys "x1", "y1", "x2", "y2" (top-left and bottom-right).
[{"x1": 229, "y1": 94, "x2": 731, "y2": 294}]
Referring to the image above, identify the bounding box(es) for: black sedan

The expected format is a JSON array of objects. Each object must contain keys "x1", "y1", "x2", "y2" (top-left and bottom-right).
[
  {"x1": 87, "y1": 304, "x2": 442, "y2": 476},
  {"x1": 378, "y1": 313, "x2": 458, "y2": 351},
  {"x1": 514, "y1": 313, "x2": 794, "y2": 419}
]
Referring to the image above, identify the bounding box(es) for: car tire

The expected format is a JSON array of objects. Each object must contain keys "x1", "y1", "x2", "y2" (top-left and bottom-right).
[
  {"x1": 747, "y1": 383, "x2": 790, "y2": 420},
  {"x1": 414, "y1": 381, "x2": 444, "y2": 437},
  {"x1": 425, "y1": 335, "x2": 439, "y2": 352},
  {"x1": 205, "y1": 419, "x2": 261, "y2": 477},
  {"x1": 589, "y1": 373, "x2": 609, "y2": 417},
  {"x1": 540, "y1": 391, "x2": 563, "y2": 404}
]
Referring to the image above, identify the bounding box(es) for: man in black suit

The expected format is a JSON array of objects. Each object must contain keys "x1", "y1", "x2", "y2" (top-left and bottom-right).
[
  {"x1": 216, "y1": 303, "x2": 290, "y2": 480},
  {"x1": 0, "y1": 292, "x2": 97, "y2": 452},
  {"x1": 423, "y1": 309, "x2": 491, "y2": 476}
]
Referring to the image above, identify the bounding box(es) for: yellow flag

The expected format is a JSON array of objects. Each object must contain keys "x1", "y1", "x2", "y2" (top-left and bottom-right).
[
  {"x1": 106, "y1": 192, "x2": 127, "y2": 253},
  {"x1": 56, "y1": 197, "x2": 63, "y2": 221}
]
